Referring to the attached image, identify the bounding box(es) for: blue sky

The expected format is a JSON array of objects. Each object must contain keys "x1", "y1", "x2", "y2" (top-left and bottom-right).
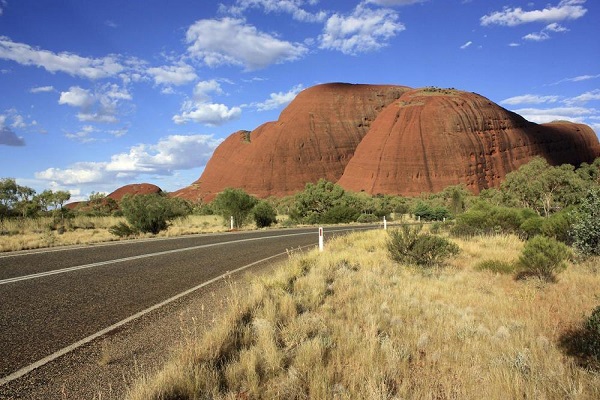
[{"x1": 0, "y1": 0, "x2": 598, "y2": 201}]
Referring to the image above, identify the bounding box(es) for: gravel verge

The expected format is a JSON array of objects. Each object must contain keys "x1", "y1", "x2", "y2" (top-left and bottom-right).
[{"x1": 0, "y1": 259, "x2": 285, "y2": 400}]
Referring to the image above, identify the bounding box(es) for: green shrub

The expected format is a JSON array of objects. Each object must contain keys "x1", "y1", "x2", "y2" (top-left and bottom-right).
[
  {"x1": 571, "y1": 189, "x2": 600, "y2": 256},
  {"x1": 520, "y1": 216, "x2": 543, "y2": 239},
  {"x1": 357, "y1": 213, "x2": 380, "y2": 223},
  {"x1": 108, "y1": 221, "x2": 137, "y2": 237},
  {"x1": 516, "y1": 235, "x2": 571, "y2": 282},
  {"x1": 212, "y1": 188, "x2": 258, "y2": 229},
  {"x1": 321, "y1": 205, "x2": 360, "y2": 224},
  {"x1": 253, "y1": 201, "x2": 277, "y2": 228},
  {"x1": 387, "y1": 224, "x2": 459, "y2": 267},
  {"x1": 413, "y1": 202, "x2": 450, "y2": 221},
  {"x1": 475, "y1": 259, "x2": 515, "y2": 274},
  {"x1": 120, "y1": 194, "x2": 186, "y2": 234},
  {"x1": 541, "y1": 209, "x2": 573, "y2": 244}
]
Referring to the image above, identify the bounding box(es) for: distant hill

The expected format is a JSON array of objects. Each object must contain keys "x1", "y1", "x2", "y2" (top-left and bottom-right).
[{"x1": 172, "y1": 83, "x2": 600, "y2": 202}]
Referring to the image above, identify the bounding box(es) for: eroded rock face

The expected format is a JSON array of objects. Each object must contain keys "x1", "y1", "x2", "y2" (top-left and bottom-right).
[
  {"x1": 107, "y1": 183, "x2": 162, "y2": 201},
  {"x1": 337, "y1": 88, "x2": 600, "y2": 196},
  {"x1": 173, "y1": 84, "x2": 600, "y2": 202},
  {"x1": 172, "y1": 83, "x2": 410, "y2": 201}
]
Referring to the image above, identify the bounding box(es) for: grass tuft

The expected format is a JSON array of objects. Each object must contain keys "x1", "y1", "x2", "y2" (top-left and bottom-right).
[{"x1": 125, "y1": 231, "x2": 600, "y2": 399}]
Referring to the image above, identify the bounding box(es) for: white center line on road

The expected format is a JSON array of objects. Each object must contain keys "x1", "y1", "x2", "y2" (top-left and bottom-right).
[
  {"x1": 0, "y1": 231, "x2": 314, "y2": 285},
  {"x1": 0, "y1": 246, "x2": 311, "y2": 387},
  {"x1": 0, "y1": 226, "x2": 370, "y2": 285}
]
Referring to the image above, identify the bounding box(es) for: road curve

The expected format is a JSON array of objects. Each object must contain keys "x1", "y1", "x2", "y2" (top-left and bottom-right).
[{"x1": 0, "y1": 226, "x2": 372, "y2": 384}]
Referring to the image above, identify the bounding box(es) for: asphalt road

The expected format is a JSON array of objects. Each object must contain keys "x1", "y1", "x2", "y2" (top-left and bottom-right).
[{"x1": 0, "y1": 226, "x2": 372, "y2": 384}]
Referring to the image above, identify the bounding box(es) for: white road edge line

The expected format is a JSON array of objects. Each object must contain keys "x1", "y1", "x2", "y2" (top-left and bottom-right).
[
  {"x1": 0, "y1": 231, "x2": 315, "y2": 285},
  {"x1": 0, "y1": 247, "x2": 307, "y2": 387}
]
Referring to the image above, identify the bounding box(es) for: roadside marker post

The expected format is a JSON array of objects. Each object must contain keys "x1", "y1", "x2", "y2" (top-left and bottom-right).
[
  {"x1": 230, "y1": 216, "x2": 234, "y2": 230},
  {"x1": 383, "y1": 216, "x2": 387, "y2": 230},
  {"x1": 318, "y1": 227, "x2": 324, "y2": 252}
]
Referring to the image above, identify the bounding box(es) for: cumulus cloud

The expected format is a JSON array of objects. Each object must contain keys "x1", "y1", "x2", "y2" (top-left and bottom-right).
[
  {"x1": 319, "y1": 4, "x2": 405, "y2": 55},
  {"x1": 253, "y1": 84, "x2": 304, "y2": 111},
  {"x1": 173, "y1": 102, "x2": 242, "y2": 126},
  {"x1": 193, "y1": 80, "x2": 224, "y2": 102},
  {"x1": 58, "y1": 84, "x2": 132, "y2": 124},
  {"x1": 0, "y1": 36, "x2": 125, "y2": 79},
  {"x1": 147, "y1": 62, "x2": 198, "y2": 86},
  {"x1": 0, "y1": 126, "x2": 25, "y2": 146},
  {"x1": 186, "y1": 18, "x2": 308, "y2": 70},
  {"x1": 221, "y1": 0, "x2": 327, "y2": 22},
  {"x1": 172, "y1": 80, "x2": 242, "y2": 126},
  {"x1": 35, "y1": 134, "x2": 222, "y2": 185},
  {"x1": 481, "y1": 0, "x2": 587, "y2": 27}
]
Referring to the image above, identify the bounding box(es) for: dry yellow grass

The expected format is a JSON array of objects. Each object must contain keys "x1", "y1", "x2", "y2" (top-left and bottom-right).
[
  {"x1": 0, "y1": 215, "x2": 230, "y2": 252},
  {"x1": 125, "y1": 230, "x2": 600, "y2": 400}
]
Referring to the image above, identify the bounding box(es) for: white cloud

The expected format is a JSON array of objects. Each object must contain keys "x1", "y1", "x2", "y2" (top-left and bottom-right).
[
  {"x1": 30, "y1": 85, "x2": 55, "y2": 93},
  {"x1": 59, "y1": 86, "x2": 95, "y2": 108},
  {"x1": 366, "y1": 0, "x2": 428, "y2": 5},
  {"x1": 58, "y1": 84, "x2": 131, "y2": 123},
  {"x1": 523, "y1": 22, "x2": 569, "y2": 41},
  {"x1": 501, "y1": 94, "x2": 561, "y2": 105},
  {"x1": 147, "y1": 62, "x2": 198, "y2": 86},
  {"x1": 186, "y1": 18, "x2": 307, "y2": 70},
  {"x1": 173, "y1": 102, "x2": 242, "y2": 126},
  {"x1": 0, "y1": 36, "x2": 125, "y2": 79},
  {"x1": 481, "y1": 0, "x2": 587, "y2": 27},
  {"x1": 550, "y1": 73, "x2": 600, "y2": 85},
  {"x1": 65, "y1": 125, "x2": 97, "y2": 143},
  {"x1": 222, "y1": 0, "x2": 327, "y2": 22},
  {"x1": 513, "y1": 106, "x2": 595, "y2": 124},
  {"x1": 11, "y1": 114, "x2": 25, "y2": 129},
  {"x1": 565, "y1": 89, "x2": 600, "y2": 105},
  {"x1": 193, "y1": 80, "x2": 224, "y2": 102},
  {"x1": 0, "y1": 0, "x2": 6, "y2": 16},
  {"x1": 253, "y1": 84, "x2": 304, "y2": 111},
  {"x1": 460, "y1": 41, "x2": 473, "y2": 50},
  {"x1": 319, "y1": 4, "x2": 405, "y2": 55},
  {"x1": 35, "y1": 134, "x2": 222, "y2": 185}
]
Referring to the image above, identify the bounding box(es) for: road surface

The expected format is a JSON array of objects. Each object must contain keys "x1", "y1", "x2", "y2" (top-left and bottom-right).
[{"x1": 0, "y1": 226, "x2": 372, "y2": 386}]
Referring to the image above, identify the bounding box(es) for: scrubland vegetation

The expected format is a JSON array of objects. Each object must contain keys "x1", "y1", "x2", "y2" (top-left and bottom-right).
[
  {"x1": 125, "y1": 229, "x2": 600, "y2": 399},
  {"x1": 2, "y1": 157, "x2": 600, "y2": 397}
]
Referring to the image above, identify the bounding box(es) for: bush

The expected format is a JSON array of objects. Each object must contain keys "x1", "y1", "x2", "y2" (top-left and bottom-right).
[
  {"x1": 571, "y1": 189, "x2": 600, "y2": 256},
  {"x1": 120, "y1": 194, "x2": 187, "y2": 234},
  {"x1": 451, "y1": 201, "x2": 540, "y2": 238},
  {"x1": 475, "y1": 259, "x2": 515, "y2": 274},
  {"x1": 253, "y1": 201, "x2": 277, "y2": 228},
  {"x1": 108, "y1": 221, "x2": 137, "y2": 237},
  {"x1": 413, "y1": 202, "x2": 450, "y2": 221},
  {"x1": 212, "y1": 188, "x2": 258, "y2": 229},
  {"x1": 357, "y1": 213, "x2": 380, "y2": 223},
  {"x1": 387, "y1": 224, "x2": 459, "y2": 267},
  {"x1": 516, "y1": 235, "x2": 571, "y2": 282},
  {"x1": 541, "y1": 209, "x2": 573, "y2": 244},
  {"x1": 321, "y1": 205, "x2": 360, "y2": 224}
]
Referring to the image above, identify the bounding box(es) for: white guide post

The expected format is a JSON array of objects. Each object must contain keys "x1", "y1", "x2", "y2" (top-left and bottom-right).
[
  {"x1": 318, "y1": 227, "x2": 324, "y2": 252},
  {"x1": 383, "y1": 216, "x2": 387, "y2": 230},
  {"x1": 230, "y1": 216, "x2": 234, "y2": 230}
]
